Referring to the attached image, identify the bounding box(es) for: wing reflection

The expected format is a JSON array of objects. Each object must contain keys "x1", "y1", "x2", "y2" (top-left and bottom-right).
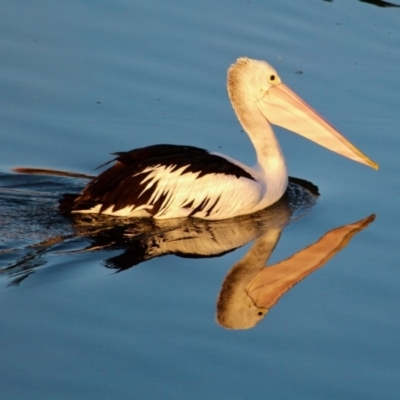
[
  {"x1": 63, "y1": 178, "x2": 318, "y2": 270},
  {"x1": 216, "y1": 214, "x2": 375, "y2": 329}
]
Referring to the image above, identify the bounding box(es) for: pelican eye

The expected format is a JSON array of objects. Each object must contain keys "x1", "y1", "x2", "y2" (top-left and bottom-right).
[{"x1": 270, "y1": 74, "x2": 276, "y2": 82}]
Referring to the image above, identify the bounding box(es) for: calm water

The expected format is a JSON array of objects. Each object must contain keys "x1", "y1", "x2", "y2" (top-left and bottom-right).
[{"x1": 1, "y1": 0, "x2": 399, "y2": 399}]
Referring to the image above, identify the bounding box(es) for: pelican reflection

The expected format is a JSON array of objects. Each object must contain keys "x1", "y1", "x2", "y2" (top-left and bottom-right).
[
  {"x1": 217, "y1": 214, "x2": 375, "y2": 329},
  {"x1": 75, "y1": 207, "x2": 374, "y2": 330},
  {"x1": 0, "y1": 180, "x2": 374, "y2": 331}
]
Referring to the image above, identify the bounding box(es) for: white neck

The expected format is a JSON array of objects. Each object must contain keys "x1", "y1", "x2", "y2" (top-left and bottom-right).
[{"x1": 234, "y1": 100, "x2": 288, "y2": 209}]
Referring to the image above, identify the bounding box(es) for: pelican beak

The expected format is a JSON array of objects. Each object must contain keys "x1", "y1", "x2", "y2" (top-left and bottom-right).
[{"x1": 258, "y1": 82, "x2": 379, "y2": 170}]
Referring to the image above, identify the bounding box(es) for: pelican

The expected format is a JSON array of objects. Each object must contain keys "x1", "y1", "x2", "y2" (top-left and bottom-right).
[{"x1": 62, "y1": 57, "x2": 378, "y2": 220}]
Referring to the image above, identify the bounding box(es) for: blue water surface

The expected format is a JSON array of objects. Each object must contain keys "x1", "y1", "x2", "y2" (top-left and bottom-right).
[{"x1": 1, "y1": 1, "x2": 399, "y2": 399}]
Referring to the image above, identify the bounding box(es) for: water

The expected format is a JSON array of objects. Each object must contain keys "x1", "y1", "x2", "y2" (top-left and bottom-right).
[{"x1": 1, "y1": 0, "x2": 399, "y2": 399}]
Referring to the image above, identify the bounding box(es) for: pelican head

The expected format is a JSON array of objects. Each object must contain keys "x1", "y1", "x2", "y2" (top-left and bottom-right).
[{"x1": 228, "y1": 58, "x2": 378, "y2": 170}]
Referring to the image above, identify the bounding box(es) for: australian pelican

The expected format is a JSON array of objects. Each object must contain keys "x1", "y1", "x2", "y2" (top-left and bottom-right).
[{"x1": 62, "y1": 58, "x2": 378, "y2": 220}]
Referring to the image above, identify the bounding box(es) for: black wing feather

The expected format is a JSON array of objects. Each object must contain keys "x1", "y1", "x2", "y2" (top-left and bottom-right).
[{"x1": 66, "y1": 144, "x2": 255, "y2": 215}]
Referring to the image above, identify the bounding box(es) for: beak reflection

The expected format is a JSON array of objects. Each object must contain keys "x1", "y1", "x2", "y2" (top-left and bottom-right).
[{"x1": 217, "y1": 214, "x2": 375, "y2": 329}]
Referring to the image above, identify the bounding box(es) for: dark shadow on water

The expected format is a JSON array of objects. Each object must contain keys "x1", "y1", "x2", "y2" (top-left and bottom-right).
[
  {"x1": 323, "y1": 0, "x2": 400, "y2": 7},
  {"x1": 0, "y1": 172, "x2": 375, "y2": 329}
]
